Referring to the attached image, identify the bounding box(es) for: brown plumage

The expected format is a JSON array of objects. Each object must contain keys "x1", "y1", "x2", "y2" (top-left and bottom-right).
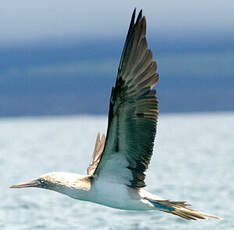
[
  {"x1": 11, "y1": 9, "x2": 219, "y2": 221},
  {"x1": 87, "y1": 133, "x2": 106, "y2": 175},
  {"x1": 155, "y1": 200, "x2": 219, "y2": 220},
  {"x1": 90, "y1": 9, "x2": 159, "y2": 188}
]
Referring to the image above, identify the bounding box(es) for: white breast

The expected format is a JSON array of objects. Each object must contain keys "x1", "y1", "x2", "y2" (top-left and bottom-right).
[{"x1": 88, "y1": 178, "x2": 153, "y2": 210}]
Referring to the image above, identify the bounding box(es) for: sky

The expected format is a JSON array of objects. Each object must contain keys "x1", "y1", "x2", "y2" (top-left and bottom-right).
[
  {"x1": 1, "y1": 0, "x2": 234, "y2": 45},
  {"x1": 1, "y1": 0, "x2": 234, "y2": 116}
]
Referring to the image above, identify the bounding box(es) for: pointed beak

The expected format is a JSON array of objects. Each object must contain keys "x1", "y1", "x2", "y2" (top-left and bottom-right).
[{"x1": 10, "y1": 179, "x2": 40, "y2": 189}]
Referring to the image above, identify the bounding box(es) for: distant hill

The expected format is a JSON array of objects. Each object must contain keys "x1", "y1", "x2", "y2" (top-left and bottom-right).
[{"x1": 1, "y1": 35, "x2": 234, "y2": 117}]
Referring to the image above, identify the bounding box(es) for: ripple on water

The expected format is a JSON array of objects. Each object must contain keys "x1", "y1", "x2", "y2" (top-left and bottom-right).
[{"x1": 3, "y1": 113, "x2": 234, "y2": 229}]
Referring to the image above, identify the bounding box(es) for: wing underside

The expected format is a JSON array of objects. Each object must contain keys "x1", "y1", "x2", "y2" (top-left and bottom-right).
[
  {"x1": 87, "y1": 9, "x2": 159, "y2": 188},
  {"x1": 87, "y1": 133, "x2": 106, "y2": 175}
]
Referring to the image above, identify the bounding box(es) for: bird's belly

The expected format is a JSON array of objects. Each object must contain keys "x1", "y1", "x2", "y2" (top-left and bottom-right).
[{"x1": 89, "y1": 180, "x2": 151, "y2": 210}]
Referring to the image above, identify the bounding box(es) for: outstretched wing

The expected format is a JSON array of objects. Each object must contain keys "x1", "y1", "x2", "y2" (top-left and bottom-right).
[
  {"x1": 90, "y1": 9, "x2": 159, "y2": 188},
  {"x1": 87, "y1": 133, "x2": 106, "y2": 175}
]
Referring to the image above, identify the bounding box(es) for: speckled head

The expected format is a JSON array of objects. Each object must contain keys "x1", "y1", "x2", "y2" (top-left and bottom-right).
[
  {"x1": 10, "y1": 172, "x2": 91, "y2": 193},
  {"x1": 10, "y1": 173, "x2": 57, "y2": 190}
]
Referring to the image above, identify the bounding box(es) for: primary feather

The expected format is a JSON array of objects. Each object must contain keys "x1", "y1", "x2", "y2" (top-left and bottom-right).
[{"x1": 91, "y1": 9, "x2": 159, "y2": 188}]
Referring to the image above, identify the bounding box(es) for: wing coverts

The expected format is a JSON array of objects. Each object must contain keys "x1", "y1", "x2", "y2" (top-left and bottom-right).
[{"x1": 90, "y1": 9, "x2": 159, "y2": 188}]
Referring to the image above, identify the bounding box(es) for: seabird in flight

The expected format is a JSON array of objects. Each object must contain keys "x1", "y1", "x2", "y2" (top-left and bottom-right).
[{"x1": 10, "y1": 9, "x2": 219, "y2": 220}]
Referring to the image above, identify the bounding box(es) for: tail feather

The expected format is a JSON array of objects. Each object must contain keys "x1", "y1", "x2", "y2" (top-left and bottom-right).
[{"x1": 147, "y1": 199, "x2": 219, "y2": 220}]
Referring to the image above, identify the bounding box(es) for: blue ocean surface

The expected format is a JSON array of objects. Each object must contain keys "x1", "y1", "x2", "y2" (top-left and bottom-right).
[{"x1": 1, "y1": 112, "x2": 234, "y2": 229}]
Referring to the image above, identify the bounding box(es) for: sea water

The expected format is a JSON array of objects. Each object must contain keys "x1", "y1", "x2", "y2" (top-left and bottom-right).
[{"x1": 1, "y1": 112, "x2": 234, "y2": 229}]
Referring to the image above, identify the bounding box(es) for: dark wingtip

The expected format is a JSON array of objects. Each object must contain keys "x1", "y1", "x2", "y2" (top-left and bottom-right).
[
  {"x1": 139, "y1": 9, "x2": 143, "y2": 16},
  {"x1": 126, "y1": 8, "x2": 136, "y2": 35},
  {"x1": 136, "y1": 9, "x2": 143, "y2": 25},
  {"x1": 131, "y1": 8, "x2": 136, "y2": 23}
]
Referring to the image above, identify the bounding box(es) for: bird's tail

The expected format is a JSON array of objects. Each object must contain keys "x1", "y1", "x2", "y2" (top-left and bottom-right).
[{"x1": 146, "y1": 198, "x2": 219, "y2": 220}]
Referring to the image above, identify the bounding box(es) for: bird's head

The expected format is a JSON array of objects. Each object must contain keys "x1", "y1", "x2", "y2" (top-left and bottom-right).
[{"x1": 10, "y1": 172, "x2": 83, "y2": 191}]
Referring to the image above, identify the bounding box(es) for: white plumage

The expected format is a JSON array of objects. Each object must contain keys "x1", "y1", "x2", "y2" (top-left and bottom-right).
[{"x1": 10, "y1": 9, "x2": 219, "y2": 221}]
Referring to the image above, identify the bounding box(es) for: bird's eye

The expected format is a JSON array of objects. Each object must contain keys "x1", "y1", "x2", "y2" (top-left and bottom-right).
[{"x1": 40, "y1": 178, "x2": 45, "y2": 184}]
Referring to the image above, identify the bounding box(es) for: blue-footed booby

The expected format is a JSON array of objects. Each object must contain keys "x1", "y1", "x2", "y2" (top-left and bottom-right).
[{"x1": 10, "y1": 9, "x2": 219, "y2": 220}]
